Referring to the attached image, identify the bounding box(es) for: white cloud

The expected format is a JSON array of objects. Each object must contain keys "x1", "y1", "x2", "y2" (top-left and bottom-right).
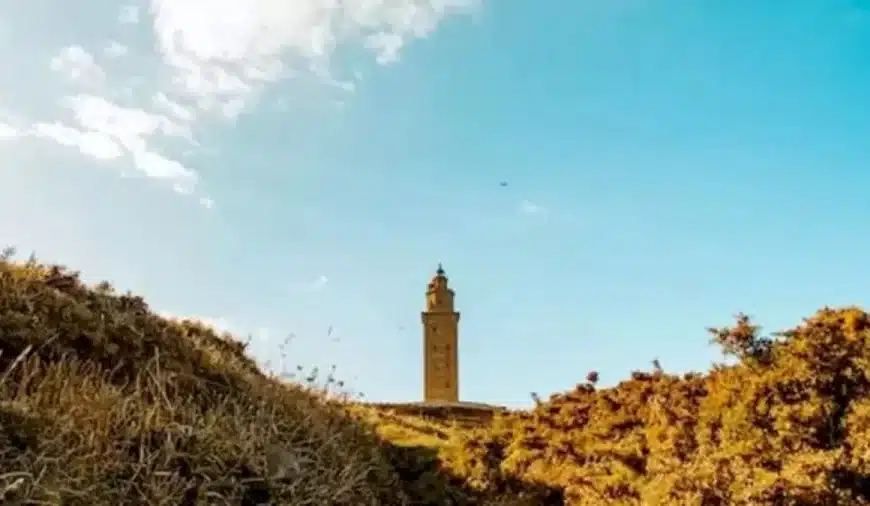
[
  {"x1": 40, "y1": 41, "x2": 203, "y2": 197},
  {"x1": 153, "y1": 92, "x2": 195, "y2": 121},
  {"x1": 49, "y1": 46, "x2": 105, "y2": 87},
  {"x1": 5, "y1": 0, "x2": 477, "y2": 207},
  {"x1": 30, "y1": 94, "x2": 199, "y2": 193},
  {"x1": 32, "y1": 122, "x2": 124, "y2": 160},
  {"x1": 118, "y1": 5, "x2": 140, "y2": 25},
  {"x1": 365, "y1": 32, "x2": 405, "y2": 65},
  {"x1": 312, "y1": 275, "x2": 329, "y2": 289},
  {"x1": 0, "y1": 122, "x2": 19, "y2": 140},
  {"x1": 104, "y1": 41, "x2": 129, "y2": 58},
  {"x1": 67, "y1": 94, "x2": 190, "y2": 140},
  {"x1": 130, "y1": 148, "x2": 197, "y2": 190},
  {"x1": 148, "y1": 0, "x2": 478, "y2": 118}
]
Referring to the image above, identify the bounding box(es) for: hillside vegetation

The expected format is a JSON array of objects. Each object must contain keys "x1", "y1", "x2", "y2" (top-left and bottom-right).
[
  {"x1": 0, "y1": 253, "x2": 553, "y2": 505},
  {"x1": 4, "y1": 253, "x2": 870, "y2": 505},
  {"x1": 376, "y1": 311, "x2": 870, "y2": 505}
]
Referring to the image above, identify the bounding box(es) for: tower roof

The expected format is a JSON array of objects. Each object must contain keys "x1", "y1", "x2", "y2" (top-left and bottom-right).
[{"x1": 430, "y1": 263, "x2": 449, "y2": 288}]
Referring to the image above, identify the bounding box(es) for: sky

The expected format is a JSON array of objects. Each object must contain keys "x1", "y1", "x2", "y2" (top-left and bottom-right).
[{"x1": 1, "y1": 1, "x2": 870, "y2": 408}]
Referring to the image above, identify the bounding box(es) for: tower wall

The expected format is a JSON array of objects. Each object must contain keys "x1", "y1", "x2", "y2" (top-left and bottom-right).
[{"x1": 422, "y1": 265, "x2": 460, "y2": 403}]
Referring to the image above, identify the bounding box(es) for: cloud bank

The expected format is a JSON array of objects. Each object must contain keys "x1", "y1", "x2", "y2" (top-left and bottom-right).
[{"x1": 4, "y1": 0, "x2": 478, "y2": 206}]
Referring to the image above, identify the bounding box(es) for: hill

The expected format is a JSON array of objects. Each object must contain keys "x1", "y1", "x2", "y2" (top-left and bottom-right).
[
  {"x1": 368, "y1": 310, "x2": 870, "y2": 505},
  {"x1": 0, "y1": 253, "x2": 557, "y2": 505},
  {"x1": 6, "y1": 252, "x2": 870, "y2": 505}
]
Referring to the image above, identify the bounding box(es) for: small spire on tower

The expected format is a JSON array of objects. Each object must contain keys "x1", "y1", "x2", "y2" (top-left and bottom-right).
[{"x1": 436, "y1": 263, "x2": 445, "y2": 276}]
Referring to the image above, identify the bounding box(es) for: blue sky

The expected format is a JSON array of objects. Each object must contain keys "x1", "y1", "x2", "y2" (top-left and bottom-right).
[{"x1": 1, "y1": 1, "x2": 869, "y2": 408}]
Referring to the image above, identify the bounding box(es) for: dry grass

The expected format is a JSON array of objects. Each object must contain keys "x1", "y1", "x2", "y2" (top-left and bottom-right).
[
  {"x1": 0, "y1": 252, "x2": 558, "y2": 505},
  {"x1": 24, "y1": 245, "x2": 870, "y2": 505}
]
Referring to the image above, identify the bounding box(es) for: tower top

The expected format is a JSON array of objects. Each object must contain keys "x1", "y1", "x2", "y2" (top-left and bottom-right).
[{"x1": 426, "y1": 263, "x2": 455, "y2": 312}]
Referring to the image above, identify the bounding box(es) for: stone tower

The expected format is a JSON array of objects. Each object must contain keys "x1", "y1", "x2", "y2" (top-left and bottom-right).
[{"x1": 421, "y1": 263, "x2": 460, "y2": 403}]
